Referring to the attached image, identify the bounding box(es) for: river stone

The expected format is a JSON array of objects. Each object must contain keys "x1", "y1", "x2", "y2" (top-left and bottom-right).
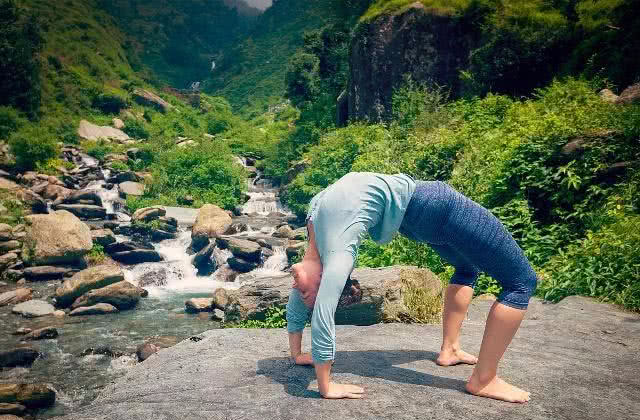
[
  {"x1": 617, "y1": 83, "x2": 640, "y2": 104},
  {"x1": 0, "y1": 384, "x2": 55, "y2": 409},
  {"x1": 77, "y1": 120, "x2": 129, "y2": 142},
  {"x1": 110, "y1": 249, "x2": 162, "y2": 264},
  {"x1": 105, "y1": 241, "x2": 153, "y2": 253},
  {"x1": 272, "y1": 225, "x2": 293, "y2": 238},
  {"x1": 69, "y1": 303, "x2": 119, "y2": 316},
  {"x1": 285, "y1": 241, "x2": 305, "y2": 260},
  {"x1": 217, "y1": 237, "x2": 261, "y2": 262},
  {"x1": 23, "y1": 266, "x2": 71, "y2": 281},
  {"x1": 224, "y1": 266, "x2": 443, "y2": 325},
  {"x1": 227, "y1": 257, "x2": 258, "y2": 273},
  {"x1": 40, "y1": 183, "x2": 73, "y2": 202},
  {"x1": 213, "y1": 265, "x2": 239, "y2": 283},
  {"x1": 55, "y1": 204, "x2": 106, "y2": 220},
  {"x1": 70, "y1": 280, "x2": 143, "y2": 310},
  {"x1": 22, "y1": 211, "x2": 92, "y2": 265},
  {"x1": 119, "y1": 181, "x2": 145, "y2": 197},
  {"x1": 136, "y1": 336, "x2": 180, "y2": 362},
  {"x1": 23, "y1": 327, "x2": 58, "y2": 341},
  {"x1": 0, "y1": 406, "x2": 25, "y2": 416},
  {"x1": 0, "y1": 289, "x2": 32, "y2": 307},
  {"x1": 600, "y1": 88, "x2": 619, "y2": 103},
  {"x1": 11, "y1": 300, "x2": 55, "y2": 318},
  {"x1": 63, "y1": 190, "x2": 103, "y2": 207},
  {"x1": 132, "y1": 89, "x2": 173, "y2": 113},
  {"x1": 0, "y1": 348, "x2": 40, "y2": 368},
  {"x1": 192, "y1": 243, "x2": 216, "y2": 275},
  {"x1": 112, "y1": 118, "x2": 125, "y2": 129},
  {"x1": 0, "y1": 253, "x2": 19, "y2": 271},
  {"x1": 91, "y1": 229, "x2": 116, "y2": 247},
  {"x1": 55, "y1": 265, "x2": 125, "y2": 308},
  {"x1": 0, "y1": 224, "x2": 13, "y2": 241},
  {"x1": 185, "y1": 298, "x2": 214, "y2": 313},
  {"x1": 114, "y1": 171, "x2": 141, "y2": 183},
  {"x1": 136, "y1": 267, "x2": 168, "y2": 288},
  {"x1": 212, "y1": 288, "x2": 230, "y2": 309},
  {"x1": 132, "y1": 207, "x2": 166, "y2": 223},
  {"x1": 0, "y1": 241, "x2": 21, "y2": 254},
  {"x1": 191, "y1": 204, "x2": 232, "y2": 251}
]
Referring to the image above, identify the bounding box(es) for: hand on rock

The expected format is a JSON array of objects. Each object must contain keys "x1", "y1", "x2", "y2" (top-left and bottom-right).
[{"x1": 322, "y1": 382, "x2": 365, "y2": 399}]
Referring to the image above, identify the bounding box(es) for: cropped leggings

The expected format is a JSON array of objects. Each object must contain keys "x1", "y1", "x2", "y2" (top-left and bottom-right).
[{"x1": 398, "y1": 181, "x2": 537, "y2": 309}]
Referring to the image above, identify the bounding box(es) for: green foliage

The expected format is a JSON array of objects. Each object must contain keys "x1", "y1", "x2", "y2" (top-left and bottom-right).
[
  {"x1": 35, "y1": 158, "x2": 73, "y2": 175},
  {"x1": 86, "y1": 243, "x2": 106, "y2": 265},
  {"x1": 285, "y1": 52, "x2": 320, "y2": 107},
  {"x1": 227, "y1": 305, "x2": 288, "y2": 329},
  {"x1": 0, "y1": 106, "x2": 25, "y2": 139},
  {"x1": 0, "y1": 189, "x2": 25, "y2": 226},
  {"x1": 8, "y1": 126, "x2": 58, "y2": 170},
  {"x1": 109, "y1": 161, "x2": 128, "y2": 172},
  {"x1": 0, "y1": 0, "x2": 45, "y2": 116},
  {"x1": 92, "y1": 93, "x2": 128, "y2": 114},
  {"x1": 85, "y1": 141, "x2": 113, "y2": 162},
  {"x1": 122, "y1": 119, "x2": 150, "y2": 140}
]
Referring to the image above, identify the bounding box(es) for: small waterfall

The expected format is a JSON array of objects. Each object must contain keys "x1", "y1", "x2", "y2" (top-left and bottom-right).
[
  {"x1": 251, "y1": 246, "x2": 288, "y2": 278},
  {"x1": 84, "y1": 168, "x2": 130, "y2": 221}
]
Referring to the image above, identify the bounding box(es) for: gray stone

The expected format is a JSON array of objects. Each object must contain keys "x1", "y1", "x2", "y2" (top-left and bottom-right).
[
  {"x1": 55, "y1": 204, "x2": 107, "y2": 220},
  {"x1": 55, "y1": 265, "x2": 125, "y2": 308},
  {"x1": 136, "y1": 267, "x2": 167, "y2": 288},
  {"x1": 185, "y1": 298, "x2": 214, "y2": 313},
  {"x1": 191, "y1": 204, "x2": 232, "y2": 250},
  {"x1": 0, "y1": 348, "x2": 40, "y2": 368},
  {"x1": 110, "y1": 249, "x2": 162, "y2": 264},
  {"x1": 0, "y1": 383, "x2": 55, "y2": 409},
  {"x1": 227, "y1": 257, "x2": 259, "y2": 273},
  {"x1": 11, "y1": 299, "x2": 55, "y2": 318},
  {"x1": 70, "y1": 280, "x2": 143, "y2": 310},
  {"x1": 52, "y1": 296, "x2": 640, "y2": 420},
  {"x1": 63, "y1": 190, "x2": 103, "y2": 207},
  {"x1": 217, "y1": 237, "x2": 261, "y2": 262},
  {"x1": 23, "y1": 327, "x2": 58, "y2": 340},
  {"x1": 0, "y1": 223, "x2": 13, "y2": 241},
  {"x1": 272, "y1": 225, "x2": 293, "y2": 238},
  {"x1": 0, "y1": 253, "x2": 19, "y2": 271},
  {"x1": 112, "y1": 118, "x2": 125, "y2": 129},
  {"x1": 132, "y1": 89, "x2": 173, "y2": 113},
  {"x1": 91, "y1": 229, "x2": 116, "y2": 247},
  {"x1": 616, "y1": 83, "x2": 640, "y2": 105},
  {"x1": 69, "y1": 303, "x2": 119, "y2": 316},
  {"x1": 23, "y1": 266, "x2": 71, "y2": 281},
  {"x1": 22, "y1": 211, "x2": 92, "y2": 265},
  {"x1": 0, "y1": 288, "x2": 32, "y2": 307},
  {"x1": 119, "y1": 182, "x2": 145, "y2": 197},
  {"x1": 136, "y1": 336, "x2": 180, "y2": 362},
  {"x1": 77, "y1": 120, "x2": 130, "y2": 142},
  {"x1": 192, "y1": 243, "x2": 217, "y2": 275},
  {"x1": 132, "y1": 207, "x2": 166, "y2": 223},
  {"x1": 0, "y1": 241, "x2": 21, "y2": 254}
]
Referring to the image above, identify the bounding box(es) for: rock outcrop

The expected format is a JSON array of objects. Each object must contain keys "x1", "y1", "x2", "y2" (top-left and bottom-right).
[
  {"x1": 55, "y1": 265, "x2": 125, "y2": 308},
  {"x1": 77, "y1": 120, "x2": 130, "y2": 142},
  {"x1": 132, "y1": 89, "x2": 173, "y2": 113},
  {"x1": 190, "y1": 204, "x2": 232, "y2": 251},
  {"x1": 348, "y1": 3, "x2": 474, "y2": 122},
  {"x1": 223, "y1": 266, "x2": 443, "y2": 325}
]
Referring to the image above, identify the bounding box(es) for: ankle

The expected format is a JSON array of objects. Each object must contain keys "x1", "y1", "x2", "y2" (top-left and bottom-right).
[
  {"x1": 440, "y1": 342, "x2": 460, "y2": 353},
  {"x1": 469, "y1": 370, "x2": 497, "y2": 386}
]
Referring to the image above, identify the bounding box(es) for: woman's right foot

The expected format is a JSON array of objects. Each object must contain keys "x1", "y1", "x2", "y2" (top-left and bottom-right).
[
  {"x1": 466, "y1": 375, "x2": 530, "y2": 403},
  {"x1": 436, "y1": 348, "x2": 478, "y2": 366}
]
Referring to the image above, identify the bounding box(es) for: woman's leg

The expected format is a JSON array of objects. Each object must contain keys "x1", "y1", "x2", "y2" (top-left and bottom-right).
[
  {"x1": 434, "y1": 185, "x2": 536, "y2": 403},
  {"x1": 428, "y1": 243, "x2": 479, "y2": 366}
]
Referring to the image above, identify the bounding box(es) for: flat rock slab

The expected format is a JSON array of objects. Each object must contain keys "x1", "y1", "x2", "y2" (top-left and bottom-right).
[{"x1": 54, "y1": 296, "x2": 640, "y2": 420}]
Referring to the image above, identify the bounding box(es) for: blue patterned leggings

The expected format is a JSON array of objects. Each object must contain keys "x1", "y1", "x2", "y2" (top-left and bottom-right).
[{"x1": 398, "y1": 181, "x2": 537, "y2": 309}]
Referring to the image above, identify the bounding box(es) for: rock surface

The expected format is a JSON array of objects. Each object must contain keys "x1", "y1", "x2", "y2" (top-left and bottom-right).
[
  {"x1": 55, "y1": 265, "x2": 125, "y2": 308},
  {"x1": 11, "y1": 300, "x2": 55, "y2": 318},
  {"x1": 132, "y1": 89, "x2": 173, "y2": 113},
  {"x1": 191, "y1": 204, "x2": 232, "y2": 250},
  {"x1": 70, "y1": 280, "x2": 143, "y2": 310},
  {"x1": 77, "y1": 120, "x2": 130, "y2": 142},
  {"x1": 23, "y1": 211, "x2": 92, "y2": 265},
  {"x1": 52, "y1": 297, "x2": 640, "y2": 420}
]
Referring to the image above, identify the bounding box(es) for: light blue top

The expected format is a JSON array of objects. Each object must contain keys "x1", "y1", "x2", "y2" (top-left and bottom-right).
[{"x1": 286, "y1": 172, "x2": 416, "y2": 363}]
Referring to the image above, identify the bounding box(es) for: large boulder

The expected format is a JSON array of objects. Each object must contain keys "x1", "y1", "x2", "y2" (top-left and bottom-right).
[
  {"x1": 70, "y1": 280, "x2": 144, "y2": 310},
  {"x1": 119, "y1": 182, "x2": 145, "y2": 197},
  {"x1": 53, "y1": 204, "x2": 107, "y2": 220},
  {"x1": 132, "y1": 207, "x2": 166, "y2": 223},
  {"x1": 223, "y1": 266, "x2": 443, "y2": 325},
  {"x1": 185, "y1": 298, "x2": 214, "y2": 313},
  {"x1": 69, "y1": 303, "x2": 119, "y2": 316},
  {"x1": 0, "y1": 384, "x2": 55, "y2": 409},
  {"x1": 190, "y1": 204, "x2": 232, "y2": 251},
  {"x1": 216, "y1": 237, "x2": 262, "y2": 262},
  {"x1": 11, "y1": 300, "x2": 55, "y2": 318},
  {"x1": 77, "y1": 120, "x2": 130, "y2": 142},
  {"x1": 132, "y1": 89, "x2": 173, "y2": 113},
  {"x1": 22, "y1": 211, "x2": 92, "y2": 265},
  {"x1": 23, "y1": 266, "x2": 72, "y2": 281},
  {"x1": 91, "y1": 229, "x2": 116, "y2": 247},
  {"x1": 0, "y1": 288, "x2": 32, "y2": 307},
  {"x1": 55, "y1": 265, "x2": 125, "y2": 308},
  {"x1": 0, "y1": 177, "x2": 47, "y2": 214},
  {"x1": 616, "y1": 83, "x2": 640, "y2": 105}
]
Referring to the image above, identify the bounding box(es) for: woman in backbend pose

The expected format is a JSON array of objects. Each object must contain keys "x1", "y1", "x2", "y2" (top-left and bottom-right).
[{"x1": 286, "y1": 172, "x2": 537, "y2": 402}]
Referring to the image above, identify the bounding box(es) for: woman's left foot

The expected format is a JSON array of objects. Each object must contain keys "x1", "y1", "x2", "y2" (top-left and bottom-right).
[{"x1": 436, "y1": 348, "x2": 478, "y2": 366}]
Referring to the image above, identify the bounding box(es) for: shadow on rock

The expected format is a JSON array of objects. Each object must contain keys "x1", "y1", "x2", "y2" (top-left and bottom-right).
[{"x1": 257, "y1": 350, "x2": 466, "y2": 398}]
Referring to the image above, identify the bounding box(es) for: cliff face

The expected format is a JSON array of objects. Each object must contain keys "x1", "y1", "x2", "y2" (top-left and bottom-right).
[{"x1": 348, "y1": 3, "x2": 474, "y2": 122}]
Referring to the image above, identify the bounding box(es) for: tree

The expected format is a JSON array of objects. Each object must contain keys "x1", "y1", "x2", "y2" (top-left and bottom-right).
[{"x1": 0, "y1": 0, "x2": 45, "y2": 117}]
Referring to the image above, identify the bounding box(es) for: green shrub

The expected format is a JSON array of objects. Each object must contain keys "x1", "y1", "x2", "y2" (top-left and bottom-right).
[
  {"x1": 123, "y1": 119, "x2": 150, "y2": 140},
  {"x1": 228, "y1": 306, "x2": 288, "y2": 329},
  {"x1": 92, "y1": 93, "x2": 128, "y2": 114},
  {"x1": 206, "y1": 115, "x2": 231, "y2": 135},
  {"x1": 86, "y1": 243, "x2": 106, "y2": 266},
  {"x1": 0, "y1": 106, "x2": 24, "y2": 139},
  {"x1": 85, "y1": 141, "x2": 113, "y2": 162},
  {"x1": 109, "y1": 161, "x2": 128, "y2": 172},
  {"x1": 9, "y1": 126, "x2": 58, "y2": 170}
]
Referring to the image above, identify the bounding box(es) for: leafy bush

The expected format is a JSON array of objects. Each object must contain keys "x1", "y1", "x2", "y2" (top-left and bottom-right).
[
  {"x1": 86, "y1": 243, "x2": 106, "y2": 266},
  {"x1": 228, "y1": 306, "x2": 288, "y2": 329},
  {"x1": 85, "y1": 141, "x2": 113, "y2": 162},
  {"x1": 123, "y1": 119, "x2": 150, "y2": 139},
  {"x1": 91, "y1": 93, "x2": 128, "y2": 114},
  {"x1": 109, "y1": 161, "x2": 128, "y2": 172},
  {"x1": 9, "y1": 126, "x2": 58, "y2": 170},
  {"x1": 0, "y1": 106, "x2": 24, "y2": 139}
]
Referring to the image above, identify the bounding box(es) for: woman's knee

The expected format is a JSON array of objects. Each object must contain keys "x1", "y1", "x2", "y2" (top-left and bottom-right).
[
  {"x1": 449, "y1": 267, "x2": 480, "y2": 288},
  {"x1": 498, "y1": 269, "x2": 537, "y2": 310}
]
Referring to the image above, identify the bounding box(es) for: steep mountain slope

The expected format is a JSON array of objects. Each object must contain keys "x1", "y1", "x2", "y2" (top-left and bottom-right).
[
  {"x1": 97, "y1": 0, "x2": 261, "y2": 88},
  {"x1": 206, "y1": 0, "x2": 373, "y2": 109}
]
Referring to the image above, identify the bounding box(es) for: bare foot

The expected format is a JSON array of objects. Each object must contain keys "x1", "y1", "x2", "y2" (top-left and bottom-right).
[
  {"x1": 436, "y1": 348, "x2": 478, "y2": 366},
  {"x1": 466, "y1": 375, "x2": 531, "y2": 403}
]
